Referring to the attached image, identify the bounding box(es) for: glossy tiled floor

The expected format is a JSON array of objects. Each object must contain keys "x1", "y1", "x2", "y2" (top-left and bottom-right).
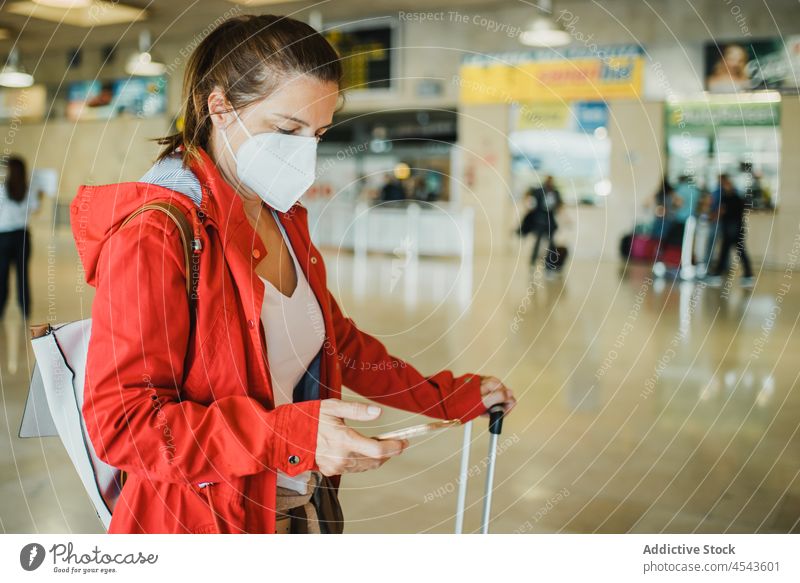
[{"x1": 1, "y1": 227, "x2": 799, "y2": 533}]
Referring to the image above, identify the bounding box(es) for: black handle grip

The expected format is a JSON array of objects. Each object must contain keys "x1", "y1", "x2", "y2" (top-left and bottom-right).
[{"x1": 488, "y1": 404, "x2": 505, "y2": 435}]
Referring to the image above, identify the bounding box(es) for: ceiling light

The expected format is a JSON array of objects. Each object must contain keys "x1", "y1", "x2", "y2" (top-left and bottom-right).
[
  {"x1": 227, "y1": 0, "x2": 305, "y2": 5},
  {"x1": 32, "y1": 0, "x2": 92, "y2": 7},
  {"x1": 125, "y1": 30, "x2": 166, "y2": 76},
  {"x1": 520, "y1": 0, "x2": 572, "y2": 48},
  {"x1": 7, "y1": 1, "x2": 146, "y2": 28},
  {"x1": 0, "y1": 48, "x2": 34, "y2": 88}
]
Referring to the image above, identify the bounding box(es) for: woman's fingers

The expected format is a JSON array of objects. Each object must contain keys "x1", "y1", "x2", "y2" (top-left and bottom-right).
[
  {"x1": 316, "y1": 405, "x2": 408, "y2": 475},
  {"x1": 321, "y1": 398, "x2": 382, "y2": 421},
  {"x1": 481, "y1": 389, "x2": 508, "y2": 409},
  {"x1": 479, "y1": 376, "x2": 516, "y2": 416},
  {"x1": 349, "y1": 429, "x2": 407, "y2": 461},
  {"x1": 479, "y1": 375, "x2": 504, "y2": 395},
  {"x1": 340, "y1": 436, "x2": 407, "y2": 473}
]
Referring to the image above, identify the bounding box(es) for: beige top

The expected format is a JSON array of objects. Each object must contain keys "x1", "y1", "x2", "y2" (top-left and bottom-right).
[{"x1": 258, "y1": 210, "x2": 324, "y2": 494}]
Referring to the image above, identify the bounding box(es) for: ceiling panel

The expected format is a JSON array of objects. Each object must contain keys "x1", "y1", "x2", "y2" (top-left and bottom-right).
[{"x1": 0, "y1": 0, "x2": 519, "y2": 55}]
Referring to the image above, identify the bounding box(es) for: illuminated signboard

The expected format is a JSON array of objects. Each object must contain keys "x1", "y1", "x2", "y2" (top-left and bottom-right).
[
  {"x1": 324, "y1": 25, "x2": 393, "y2": 91},
  {"x1": 458, "y1": 45, "x2": 645, "y2": 104}
]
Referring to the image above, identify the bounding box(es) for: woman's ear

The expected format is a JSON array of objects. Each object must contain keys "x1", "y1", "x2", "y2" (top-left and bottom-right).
[{"x1": 208, "y1": 87, "x2": 232, "y2": 129}]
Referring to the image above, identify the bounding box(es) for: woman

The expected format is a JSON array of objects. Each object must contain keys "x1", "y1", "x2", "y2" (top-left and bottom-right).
[
  {"x1": 71, "y1": 15, "x2": 516, "y2": 534},
  {"x1": 0, "y1": 156, "x2": 42, "y2": 319}
]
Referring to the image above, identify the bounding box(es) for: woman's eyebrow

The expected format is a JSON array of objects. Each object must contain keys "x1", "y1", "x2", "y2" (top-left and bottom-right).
[{"x1": 272, "y1": 113, "x2": 333, "y2": 130}]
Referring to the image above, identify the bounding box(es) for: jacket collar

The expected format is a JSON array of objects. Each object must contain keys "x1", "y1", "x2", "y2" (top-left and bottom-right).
[{"x1": 187, "y1": 146, "x2": 247, "y2": 235}]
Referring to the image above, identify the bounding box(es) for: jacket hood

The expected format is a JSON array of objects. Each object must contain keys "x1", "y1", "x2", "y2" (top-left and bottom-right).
[{"x1": 70, "y1": 180, "x2": 196, "y2": 288}]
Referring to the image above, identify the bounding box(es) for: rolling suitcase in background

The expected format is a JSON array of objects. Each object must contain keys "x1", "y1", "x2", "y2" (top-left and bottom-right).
[
  {"x1": 455, "y1": 404, "x2": 506, "y2": 534},
  {"x1": 628, "y1": 234, "x2": 653, "y2": 261}
]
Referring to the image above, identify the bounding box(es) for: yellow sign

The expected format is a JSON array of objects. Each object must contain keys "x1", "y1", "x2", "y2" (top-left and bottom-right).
[
  {"x1": 458, "y1": 46, "x2": 645, "y2": 104},
  {"x1": 514, "y1": 102, "x2": 571, "y2": 130}
]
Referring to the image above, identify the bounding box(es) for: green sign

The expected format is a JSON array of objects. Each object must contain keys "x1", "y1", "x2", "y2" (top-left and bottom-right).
[{"x1": 666, "y1": 100, "x2": 780, "y2": 129}]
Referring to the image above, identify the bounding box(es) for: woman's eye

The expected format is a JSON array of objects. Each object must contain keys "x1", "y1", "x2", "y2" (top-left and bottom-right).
[{"x1": 275, "y1": 127, "x2": 297, "y2": 135}]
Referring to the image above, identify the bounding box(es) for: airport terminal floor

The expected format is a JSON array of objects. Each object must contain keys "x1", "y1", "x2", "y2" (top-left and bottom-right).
[{"x1": 2, "y1": 228, "x2": 798, "y2": 534}]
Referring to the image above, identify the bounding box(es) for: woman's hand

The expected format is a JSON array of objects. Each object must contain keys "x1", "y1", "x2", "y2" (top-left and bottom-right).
[
  {"x1": 315, "y1": 399, "x2": 408, "y2": 477},
  {"x1": 479, "y1": 376, "x2": 517, "y2": 416}
]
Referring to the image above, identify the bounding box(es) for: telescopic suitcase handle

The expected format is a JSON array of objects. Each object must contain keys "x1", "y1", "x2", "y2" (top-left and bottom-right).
[
  {"x1": 481, "y1": 405, "x2": 505, "y2": 533},
  {"x1": 488, "y1": 404, "x2": 505, "y2": 435},
  {"x1": 455, "y1": 404, "x2": 505, "y2": 534}
]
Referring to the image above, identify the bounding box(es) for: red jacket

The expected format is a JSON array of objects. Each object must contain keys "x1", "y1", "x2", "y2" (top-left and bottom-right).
[{"x1": 71, "y1": 147, "x2": 485, "y2": 534}]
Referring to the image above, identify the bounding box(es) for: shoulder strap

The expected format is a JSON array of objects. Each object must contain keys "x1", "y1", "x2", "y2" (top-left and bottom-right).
[
  {"x1": 114, "y1": 201, "x2": 199, "y2": 498},
  {"x1": 119, "y1": 201, "x2": 198, "y2": 322}
]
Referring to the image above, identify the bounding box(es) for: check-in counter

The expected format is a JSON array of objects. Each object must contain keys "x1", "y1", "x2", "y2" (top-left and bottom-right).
[{"x1": 304, "y1": 200, "x2": 475, "y2": 261}]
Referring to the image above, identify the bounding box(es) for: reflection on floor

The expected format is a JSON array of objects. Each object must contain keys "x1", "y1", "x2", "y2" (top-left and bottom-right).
[{"x1": 1, "y1": 229, "x2": 799, "y2": 533}]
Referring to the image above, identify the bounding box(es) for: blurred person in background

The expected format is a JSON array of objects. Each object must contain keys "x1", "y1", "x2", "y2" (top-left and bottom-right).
[
  {"x1": 379, "y1": 172, "x2": 405, "y2": 203},
  {"x1": 706, "y1": 173, "x2": 754, "y2": 288},
  {"x1": 651, "y1": 175, "x2": 674, "y2": 244},
  {"x1": 651, "y1": 175, "x2": 681, "y2": 276},
  {"x1": 523, "y1": 175, "x2": 563, "y2": 268},
  {"x1": 699, "y1": 173, "x2": 731, "y2": 277},
  {"x1": 0, "y1": 156, "x2": 43, "y2": 319},
  {"x1": 662, "y1": 173, "x2": 701, "y2": 256},
  {"x1": 696, "y1": 176, "x2": 725, "y2": 277},
  {"x1": 671, "y1": 174, "x2": 700, "y2": 230},
  {"x1": 411, "y1": 174, "x2": 430, "y2": 202}
]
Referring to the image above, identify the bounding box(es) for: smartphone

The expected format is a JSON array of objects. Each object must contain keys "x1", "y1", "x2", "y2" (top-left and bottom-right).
[{"x1": 373, "y1": 419, "x2": 461, "y2": 441}]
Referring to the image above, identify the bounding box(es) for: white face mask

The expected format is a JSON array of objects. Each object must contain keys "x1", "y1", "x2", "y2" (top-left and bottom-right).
[{"x1": 220, "y1": 108, "x2": 318, "y2": 213}]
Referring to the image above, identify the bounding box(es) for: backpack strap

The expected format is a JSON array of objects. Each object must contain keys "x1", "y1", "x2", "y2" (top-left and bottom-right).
[
  {"x1": 119, "y1": 201, "x2": 197, "y2": 303},
  {"x1": 116, "y1": 201, "x2": 200, "y2": 494}
]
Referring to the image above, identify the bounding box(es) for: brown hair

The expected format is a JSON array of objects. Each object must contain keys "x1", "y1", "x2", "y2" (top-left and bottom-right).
[
  {"x1": 157, "y1": 14, "x2": 343, "y2": 164},
  {"x1": 4, "y1": 156, "x2": 28, "y2": 202}
]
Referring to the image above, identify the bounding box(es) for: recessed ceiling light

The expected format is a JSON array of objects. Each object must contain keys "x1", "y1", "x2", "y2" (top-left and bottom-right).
[
  {"x1": 227, "y1": 0, "x2": 306, "y2": 5},
  {"x1": 33, "y1": 0, "x2": 92, "y2": 8},
  {"x1": 6, "y1": 1, "x2": 147, "y2": 28}
]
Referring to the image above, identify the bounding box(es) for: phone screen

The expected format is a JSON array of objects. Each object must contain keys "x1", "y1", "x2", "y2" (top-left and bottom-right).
[{"x1": 373, "y1": 419, "x2": 461, "y2": 441}]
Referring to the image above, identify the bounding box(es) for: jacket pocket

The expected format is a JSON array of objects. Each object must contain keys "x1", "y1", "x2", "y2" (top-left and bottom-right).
[
  {"x1": 181, "y1": 305, "x2": 238, "y2": 402},
  {"x1": 192, "y1": 480, "x2": 247, "y2": 534}
]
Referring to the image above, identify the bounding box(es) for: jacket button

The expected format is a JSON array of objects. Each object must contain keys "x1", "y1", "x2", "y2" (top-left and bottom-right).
[
  {"x1": 252, "y1": 248, "x2": 261, "y2": 259},
  {"x1": 310, "y1": 256, "x2": 318, "y2": 264},
  {"x1": 248, "y1": 319, "x2": 255, "y2": 328},
  {"x1": 288, "y1": 455, "x2": 301, "y2": 465}
]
